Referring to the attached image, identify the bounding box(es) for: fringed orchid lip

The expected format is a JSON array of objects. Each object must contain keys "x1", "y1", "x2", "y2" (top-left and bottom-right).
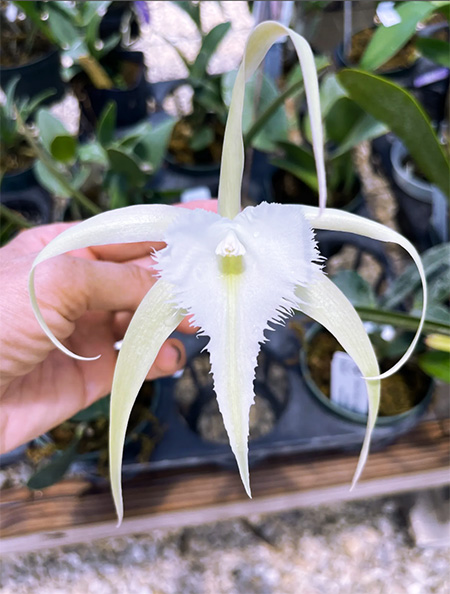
[{"x1": 29, "y1": 22, "x2": 427, "y2": 525}]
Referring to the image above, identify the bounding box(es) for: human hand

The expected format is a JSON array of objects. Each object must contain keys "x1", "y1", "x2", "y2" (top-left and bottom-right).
[{"x1": 0, "y1": 200, "x2": 217, "y2": 454}]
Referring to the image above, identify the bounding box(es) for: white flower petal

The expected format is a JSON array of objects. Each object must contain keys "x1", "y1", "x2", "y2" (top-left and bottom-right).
[
  {"x1": 301, "y1": 206, "x2": 428, "y2": 379},
  {"x1": 29, "y1": 205, "x2": 189, "y2": 360},
  {"x1": 156, "y1": 202, "x2": 322, "y2": 494},
  {"x1": 296, "y1": 272, "x2": 380, "y2": 487},
  {"x1": 109, "y1": 278, "x2": 183, "y2": 525},
  {"x1": 218, "y1": 21, "x2": 326, "y2": 219}
]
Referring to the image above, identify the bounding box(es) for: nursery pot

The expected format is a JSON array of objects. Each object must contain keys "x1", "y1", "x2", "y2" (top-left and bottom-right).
[
  {"x1": 99, "y1": 1, "x2": 140, "y2": 40},
  {"x1": 390, "y1": 139, "x2": 448, "y2": 248},
  {"x1": 297, "y1": 1, "x2": 377, "y2": 55},
  {"x1": 271, "y1": 167, "x2": 364, "y2": 213},
  {"x1": 0, "y1": 166, "x2": 53, "y2": 225},
  {"x1": 334, "y1": 27, "x2": 419, "y2": 87},
  {"x1": 299, "y1": 325, "x2": 433, "y2": 437},
  {"x1": 173, "y1": 349, "x2": 290, "y2": 453},
  {"x1": 0, "y1": 48, "x2": 65, "y2": 105},
  {"x1": 76, "y1": 50, "x2": 150, "y2": 133},
  {"x1": 26, "y1": 382, "x2": 161, "y2": 488}
]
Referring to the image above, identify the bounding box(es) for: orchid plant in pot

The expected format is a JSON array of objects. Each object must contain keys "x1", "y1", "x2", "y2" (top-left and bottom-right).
[{"x1": 29, "y1": 22, "x2": 427, "y2": 524}]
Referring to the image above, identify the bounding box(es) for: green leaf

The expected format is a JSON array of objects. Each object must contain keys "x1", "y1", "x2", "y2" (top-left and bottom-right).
[
  {"x1": 78, "y1": 141, "x2": 108, "y2": 166},
  {"x1": 360, "y1": 2, "x2": 435, "y2": 71},
  {"x1": 25, "y1": 89, "x2": 57, "y2": 116},
  {"x1": 96, "y1": 32, "x2": 121, "y2": 59},
  {"x1": 271, "y1": 157, "x2": 318, "y2": 192},
  {"x1": 416, "y1": 38, "x2": 450, "y2": 68},
  {"x1": 13, "y1": 1, "x2": 54, "y2": 41},
  {"x1": 46, "y1": 5, "x2": 79, "y2": 48},
  {"x1": 331, "y1": 270, "x2": 377, "y2": 308},
  {"x1": 356, "y1": 307, "x2": 450, "y2": 337},
  {"x1": 106, "y1": 148, "x2": 146, "y2": 186},
  {"x1": 331, "y1": 113, "x2": 388, "y2": 158},
  {"x1": 34, "y1": 161, "x2": 71, "y2": 198},
  {"x1": 107, "y1": 173, "x2": 129, "y2": 209},
  {"x1": 135, "y1": 118, "x2": 176, "y2": 170},
  {"x1": 418, "y1": 351, "x2": 450, "y2": 382},
  {"x1": 81, "y1": 1, "x2": 112, "y2": 27},
  {"x1": 189, "y1": 125, "x2": 215, "y2": 152},
  {"x1": 4, "y1": 77, "x2": 20, "y2": 117},
  {"x1": 37, "y1": 109, "x2": 76, "y2": 163},
  {"x1": 338, "y1": 70, "x2": 450, "y2": 197},
  {"x1": 97, "y1": 101, "x2": 117, "y2": 147},
  {"x1": 85, "y1": 11, "x2": 103, "y2": 54},
  {"x1": 27, "y1": 432, "x2": 83, "y2": 490},
  {"x1": 191, "y1": 22, "x2": 231, "y2": 79},
  {"x1": 382, "y1": 243, "x2": 450, "y2": 309},
  {"x1": 71, "y1": 395, "x2": 110, "y2": 422},
  {"x1": 71, "y1": 166, "x2": 90, "y2": 190},
  {"x1": 432, "y1": 1, "x2": 450, "y2": 20},
  {"x1": 271, "y1": 141, "x2": 318, "y2": 192},
  {"x1": 176, "y1": 1, "x2": 201, "y2": 29}
]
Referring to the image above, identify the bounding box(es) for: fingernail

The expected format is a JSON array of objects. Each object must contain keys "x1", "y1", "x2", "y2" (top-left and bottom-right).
[{"x1": 170, "y1": 343, "x2": 183, "y2": 365}]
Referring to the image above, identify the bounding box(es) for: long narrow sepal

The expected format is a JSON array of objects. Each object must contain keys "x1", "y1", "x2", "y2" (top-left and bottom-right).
[
  {"x1": 29, "y1": 205, "x2": 189, "y2": 360},
  {"x1": 301, "y1": 206, "x2": 428, "y2": 379},
  {"x1": 218, "y1": 21, "x2": 326, "y2": 219},
  {"x1": 296, "y1": 273, "x2": 380, "y2": 487},
  {"x1": 109, "y1": 278, "x2": 183, "y2": 525}
]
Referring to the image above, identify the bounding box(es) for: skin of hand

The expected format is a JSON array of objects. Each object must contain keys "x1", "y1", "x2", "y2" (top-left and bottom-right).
[{"x1": 0, "y1": 199, "x2": 218, "y2": 454}]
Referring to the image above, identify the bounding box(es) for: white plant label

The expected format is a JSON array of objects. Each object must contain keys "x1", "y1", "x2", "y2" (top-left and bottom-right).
[
  {"x1": 330, "y1": 351, "x2": 369, "y2": 415},
  {"x1": 376, "y1": 2, "x2": 401, "y2": 27},
  {"x1": 181, "y1": 186, "x2": 211, "y2": 204}
]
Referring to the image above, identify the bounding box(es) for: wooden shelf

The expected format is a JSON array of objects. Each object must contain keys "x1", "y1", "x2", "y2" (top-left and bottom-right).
[{"x1": 1, "y1": 419, "x2": 449, "y2": 554}]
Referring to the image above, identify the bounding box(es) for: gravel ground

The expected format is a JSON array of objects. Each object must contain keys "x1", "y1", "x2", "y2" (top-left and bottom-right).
[
  {"x1": 1, "y1": 495, "x2": 449, "y2": 594},
  {"x1": 2, "y1": 3, "x2": 449, "y2": 593}
]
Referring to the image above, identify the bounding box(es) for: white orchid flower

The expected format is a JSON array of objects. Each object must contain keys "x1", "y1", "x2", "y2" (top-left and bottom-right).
[{"x1": 29, "y1": 22, "x2": 427, "y2": 524}]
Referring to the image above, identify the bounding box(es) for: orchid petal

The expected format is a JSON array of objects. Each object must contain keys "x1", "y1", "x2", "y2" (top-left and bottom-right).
[
  {"x1": 218, "y1": 21, "x2": 326, "y2": 219},
  {"x1": 157, "y1": 203, "x2": 322, "y2": 494},
  {"x1": 301, "y1": 206, "x2": 427, "y2": 379},
  {"x1": 296, "y1": 272, "x2": 380, "y2": 487},
  {"x1": 110, "y1": 278, "x2": 183, "y2": 525},
  {"x1": 29, "y1": 205, "x2": 189, "y2": 360}
]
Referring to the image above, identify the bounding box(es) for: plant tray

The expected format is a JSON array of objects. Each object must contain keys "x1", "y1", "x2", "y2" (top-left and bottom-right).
[{"x1": 1, "y1": 418, "x2": 448, "y2": 554}]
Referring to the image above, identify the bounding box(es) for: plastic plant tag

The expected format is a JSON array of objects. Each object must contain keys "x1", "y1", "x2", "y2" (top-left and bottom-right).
[
  {"x1": 376, "y1": 2, "x2": 401, "y2": 27},
  {"x1": 180, "y1": 186, "x2": 212, "y2": 204},
  {"x1": 330, "y1": 351, "x2": 369, "y2": 415}
]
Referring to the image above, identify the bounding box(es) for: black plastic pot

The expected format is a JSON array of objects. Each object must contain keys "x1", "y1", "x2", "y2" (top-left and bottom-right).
[
  {"x1": 0, "y1": 166, "x2": 53, "y2": 225},
  {"x1": 299, "y1": 324, "x2": 433, "y2": 436},
  {"x1": 76, "y1": 50, "x2": 150, "y2": 134},
  {"x1": 390, "y1": 139, "x2": 448, "y2": 249},
  {"x1": 154, "y1": 148, "x2": 276, "y2": 205},
  {"x1": 271, "y1": 166, "x2": 365, "y2": 213},
  {"x1": 130, "y1": 318, "x2": 433, "y2": 475},
  {"x1": 99, "y1": 1, "x2": 140, "y2": 40},
  {"x1": 26, "y1": 382, "x2": 161, "y2": 487},
  {"x1": 299, "y1": 1, "x2": 377, "y2": 55},
  {"x1": 334, "y1": 28, "x2": 419, "y2": 88},
  {"x1": 0, "y1": 48, "x2": 65, "y2": 105}
]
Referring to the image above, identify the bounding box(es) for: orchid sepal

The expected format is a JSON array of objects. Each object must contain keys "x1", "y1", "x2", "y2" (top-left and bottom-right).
[{"x1": 28, "y1": 205, "x2": 190, "y2": 360}]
